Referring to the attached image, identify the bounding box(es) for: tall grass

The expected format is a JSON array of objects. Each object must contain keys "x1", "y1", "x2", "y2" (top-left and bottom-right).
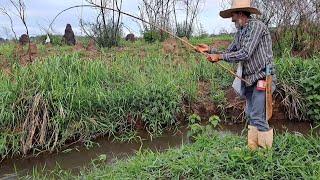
[
  {"x1": 275, "y1": 56, "x2": 320, "y2": 122},
  {"x1": 0, "y1": 43, "x2": 17, "y2": 66},
  {"x1": 0, "y1": 40, "x2": 233, "y2": 158},
  {"x1": 2, "y1": 37, "x2": 319, "y2": 159}
]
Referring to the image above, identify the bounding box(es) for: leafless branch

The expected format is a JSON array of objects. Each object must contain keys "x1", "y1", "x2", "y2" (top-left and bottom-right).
[
  {"x1": 0, "y1": 7, "x2": 18, "y2": 40},
  {"x1": 9, "y1": 0, "x2": 32, "y2": 61}
]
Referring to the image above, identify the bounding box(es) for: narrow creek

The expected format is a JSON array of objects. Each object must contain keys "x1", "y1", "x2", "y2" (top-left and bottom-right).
[{"x1": 0, "y1": 119, "x2": 318, "y2": 178}]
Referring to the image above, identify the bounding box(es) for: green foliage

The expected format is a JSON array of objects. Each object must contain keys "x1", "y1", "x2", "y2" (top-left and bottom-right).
[
  {"x1": 275, "y1": 56, "x2": 320, "y2": 122},
  {"x1": 189, "y1": 37, "x2": 212, "y2": 45},
  {"x1": 188, "y1": 114, "x2": 201, "y2": 124},
  {"x1": 189, "y1": 34, "x2": 233, "y2": 46},
  {"x1": 188, "y1": 116, "x2": 221, "y2": 138},
  {"x1": 303, "y1": 74, "x2": 320, "y2": 122},
  {"x1": 143, "y1": 30, "x2": 159, "y2": 43},
  {"x1": 143, "y1": 30, "x2": 168, "y2": 43},
  {"x1": 209, "y1": 115, "x2": 220, "y2": 128},
  {"x1": 273, "y1": 24, "x2": 319, "y2": 57},
  {"x1": 34, "y1": 35, "x2": 62, "y2": 46},
  {"x1": 49, "y1": 35, "x2": 64, "y2": 46},
  {"x1": 175, "y1": 21, "x2": 193, "y2": 38},
  {"x1": 211, "y1": 34, "x2": 234, "y2": 41},
  {"x1": 273, "y1": 30, "x2": 294, "y2": 57},
  {"x1": 188, "y1": 123, "x2": 203, "y2": 135},
  {"x1": 77, "y1": 36, "x2": 91, "y2": 47},
  {"x1": 0, "y1": 43, "x2": 16, "y2": 59},
  {"x1": 211, "y1": 82, "x2": 227, "y2": 104},
  {"x1": 89, "y1": 20, "x2": 123, "y2": 48}
]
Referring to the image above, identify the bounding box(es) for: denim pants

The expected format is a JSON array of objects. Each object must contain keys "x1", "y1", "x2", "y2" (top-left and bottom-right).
[{"x1": 245, "y1": 82, "x2": 270, "y2": 132}]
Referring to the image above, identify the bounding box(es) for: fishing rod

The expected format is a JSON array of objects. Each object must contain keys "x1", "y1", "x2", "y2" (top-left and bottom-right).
[{"x1": 49, "y1": 4, "x2": 250, "y2": 85}]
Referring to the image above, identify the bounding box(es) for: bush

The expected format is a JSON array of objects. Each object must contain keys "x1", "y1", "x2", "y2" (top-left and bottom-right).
[
  {"x1": 303, "y1": 74, "x2": 320, "y2": 122},
  {"x1": 80, "y1": 19, "x2": 123, "y2": 48},
  {"x1": 275, "y1": 56, "x2": 320, "y2": 123},
  {"x1": 272, "y1": 24, "x2": 320, "y2": 57},
  {"x1": 94, "y1": 22, "x2": 123, "y2": 48},
  {"x1": 35, "y1": 35, "x2": 63, "y2": 46},
  {"x1": 176, "y1": 21, "x2": 193, "y2": 38},
  {"x1": 143, "y1": 30, "x2": 169, "y2": 43}
]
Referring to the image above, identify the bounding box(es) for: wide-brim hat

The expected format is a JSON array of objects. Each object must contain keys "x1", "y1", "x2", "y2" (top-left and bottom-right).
[{"x1": 220, "y1": 0, "x2": 261, "y2": 18}]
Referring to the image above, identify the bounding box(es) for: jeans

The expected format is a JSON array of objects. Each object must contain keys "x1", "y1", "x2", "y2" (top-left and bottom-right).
[{"x1": 245, "y1": 82, "x2": 270, "y2": 132}]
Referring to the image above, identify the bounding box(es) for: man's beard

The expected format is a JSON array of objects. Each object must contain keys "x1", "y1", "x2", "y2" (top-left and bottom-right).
[
  {"x1": 234, "y1": 21, "x2": 241, "y2": 29},
  {"x1": 234, "y1": 19, "x2": 243, "y2": 29}
]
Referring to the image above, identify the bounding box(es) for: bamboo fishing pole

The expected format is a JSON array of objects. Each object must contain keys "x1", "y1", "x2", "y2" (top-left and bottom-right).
[{"x1": 49, "y1": 4, "x2": 250, "y2": 85}]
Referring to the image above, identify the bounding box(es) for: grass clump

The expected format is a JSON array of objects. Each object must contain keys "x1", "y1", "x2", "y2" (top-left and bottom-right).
[
  {"x1": 2, "y1": 38, "x2": 232, "y2": 157},
  {"x1": 275, "y1": 56, "x2": 320, "y2": 122}
]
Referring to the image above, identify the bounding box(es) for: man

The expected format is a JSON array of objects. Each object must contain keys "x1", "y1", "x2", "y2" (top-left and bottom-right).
[{"x1": 196, "y1": 0, "x2": 275, "y2": 150}]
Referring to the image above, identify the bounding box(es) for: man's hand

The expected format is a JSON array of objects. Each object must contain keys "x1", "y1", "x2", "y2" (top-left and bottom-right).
[
  {"x1": 207, "y1": 54, "x2": 223, "y2": 63},
  {"x1": 195, "y1": 44, "x2": 209, "y2": 53}
]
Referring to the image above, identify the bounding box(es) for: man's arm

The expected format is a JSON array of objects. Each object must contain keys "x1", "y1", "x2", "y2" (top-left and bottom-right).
[
  {"x1": 226, "y1": 39, "x2": 237, "y2": 53},
  {"x1": 222, "y1": 22, "x2": 264, "y2": 62}
]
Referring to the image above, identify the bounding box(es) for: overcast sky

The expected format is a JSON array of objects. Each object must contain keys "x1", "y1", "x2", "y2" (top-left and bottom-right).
[{"x1": 0, "y1": 0, "x2": 235, "y2": 39}]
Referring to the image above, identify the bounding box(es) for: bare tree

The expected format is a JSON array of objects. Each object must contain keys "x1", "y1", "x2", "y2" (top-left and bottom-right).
[
  {"x1": 81, "y1": 0, "x2": 124, "y2": 47},
  {"x1": 8, "y1": 0, "x2": 33, "y2": 61},
  {"x1": 181, "y1": 0, "x2": 202, "y2": 38},
  {"x1": 166, "y1": 0, "x2": 204, "y2": 38},
  {"x1": 9, "y1": 0, "x2": 29, "y2": 39},
  {"x1": 139, "y1": 0, "x2": 203, "y2": 39},
  {"x1": 0, "y1": 7, "x2": 18, "y2": 40},
  {"x1": 138, "y1": 0, "x2": 174, "y2": 32}
]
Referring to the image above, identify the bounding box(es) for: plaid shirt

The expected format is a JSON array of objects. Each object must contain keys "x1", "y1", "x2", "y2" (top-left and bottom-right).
[{"x1": 216, "y1": 19, "x2": 274, "y2": 86}]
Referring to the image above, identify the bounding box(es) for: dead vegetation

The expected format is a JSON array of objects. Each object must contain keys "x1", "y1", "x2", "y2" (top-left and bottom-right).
[{"x1": 20, "y1": 94, "x2": 52, "y2": 154}]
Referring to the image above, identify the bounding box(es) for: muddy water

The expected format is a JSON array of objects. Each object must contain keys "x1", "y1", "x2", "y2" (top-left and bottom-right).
[
  {"x1": 0, "y1": 120, "x2": 318, "y2": 178},
  {"x1": 0, "y1": 127, "x2": 189, "y2": 178}
]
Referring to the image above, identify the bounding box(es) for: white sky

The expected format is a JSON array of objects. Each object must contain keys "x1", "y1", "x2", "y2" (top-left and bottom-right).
[{"x1": 0, "y1": 0, "x2": 235, "y2": 39}]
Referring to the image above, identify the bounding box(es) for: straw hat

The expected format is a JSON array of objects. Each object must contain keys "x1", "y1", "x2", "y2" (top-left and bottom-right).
[{"x1": 220, "y1": 0, "x2": 261, "y2": 18}]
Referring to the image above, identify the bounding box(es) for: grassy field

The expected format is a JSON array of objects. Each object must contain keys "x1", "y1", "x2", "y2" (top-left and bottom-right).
[
  {"x1": 1, "y1": 36, "x2": 320, "y2": 178},
  {"x1": 0, "y1": 39, "x2": 234, "y2": 158}
]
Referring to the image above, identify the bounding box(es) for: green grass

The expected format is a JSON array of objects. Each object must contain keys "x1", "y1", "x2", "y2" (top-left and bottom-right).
[
  {"x1": 0, "y1": 40, "x2": 233, "y2": 158},
  {"x1": 189, "y1": 35, "x2": 233, "y2": 45},
  {"x1": 275, "y1": 56, "x2": 320, "y2": 122},
  {"x1": 1, "y1": 35, "x2": 320, "y2": 166},
  {"x1": 25, "y1": 131, "x2": 320, "y2": 179},
  {"x1": 0, "y1": 43, "x2": 16, "y2": 66}
]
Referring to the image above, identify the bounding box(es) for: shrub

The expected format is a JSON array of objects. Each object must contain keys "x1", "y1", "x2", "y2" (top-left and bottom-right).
[
  {"x1": 94, "y1": 21, "x2": 123, "y2": 48},
  {"x1": 176, "y1": 21, "x2": 193, "y2": 39},
  {"x1": 275, "y1": 56, "x2": 320, "y2": 123},
  {"x1": 303, "y1": 74, "x2": 320, "y2": 122},
  {"x1": 143, "y1": 30, "x2": 169, "y2": 43}
]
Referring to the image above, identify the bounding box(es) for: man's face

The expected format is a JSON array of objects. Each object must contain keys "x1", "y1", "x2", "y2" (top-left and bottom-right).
[{"x1": 232, "y1": 12, "x2": 244, "y2": 29}]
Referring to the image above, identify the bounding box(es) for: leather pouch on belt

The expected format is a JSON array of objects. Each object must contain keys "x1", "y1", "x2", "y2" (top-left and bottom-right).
[{"x1": 256, "y1": 80, "x2": 266, "y2": 91}]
